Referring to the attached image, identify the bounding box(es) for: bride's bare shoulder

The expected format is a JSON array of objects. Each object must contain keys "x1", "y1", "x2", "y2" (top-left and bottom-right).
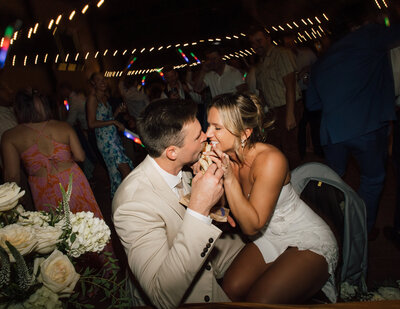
[{"x1": 253, "y1": 143, "x2": 288, "y2": 172}]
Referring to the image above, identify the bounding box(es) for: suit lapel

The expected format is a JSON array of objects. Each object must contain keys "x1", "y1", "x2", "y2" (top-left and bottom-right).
[{"x1": 141, "y1": 156, "x2": 187, "y2": 219}]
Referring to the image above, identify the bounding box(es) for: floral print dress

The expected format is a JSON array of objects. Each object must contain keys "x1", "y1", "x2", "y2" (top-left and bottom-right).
[{"x1": 95, "y1": 101, "x2": 133, "y2": 198}]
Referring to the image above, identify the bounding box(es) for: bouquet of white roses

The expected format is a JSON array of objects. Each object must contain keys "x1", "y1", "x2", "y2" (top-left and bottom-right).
[{"x1": 0, "y1": 176, "x2": 131, "y2": 309}]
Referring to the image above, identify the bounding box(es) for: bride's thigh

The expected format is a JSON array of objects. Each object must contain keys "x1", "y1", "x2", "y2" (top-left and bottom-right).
[
  {"x1": 222, "y1": 243, "x2": 271, "y2": 301},
  {"x1": 246, "y1": 247, "x2": 330, "y2": 304}
]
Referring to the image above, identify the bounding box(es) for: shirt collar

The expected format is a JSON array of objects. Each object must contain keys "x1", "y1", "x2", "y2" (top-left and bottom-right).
[{"x1": 148, "y1": 156, "x2": 183, "y2": 190}]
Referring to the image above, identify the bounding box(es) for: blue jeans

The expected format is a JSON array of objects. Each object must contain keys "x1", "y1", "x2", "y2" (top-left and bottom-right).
[{"x1": 323, "y1": 125, "x2": 389, "y2": 233}]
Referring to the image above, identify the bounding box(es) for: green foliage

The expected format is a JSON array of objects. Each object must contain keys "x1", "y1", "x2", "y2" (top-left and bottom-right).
[
  {"x1": 0, "y1": 207, "x2": 22, "y2": 228},
  {"x1": 0, "y1": 242, "x2": 42, "y2": 304},
  {"x1": 66, "y1": 253, "x2": 132, "y2": 309}
]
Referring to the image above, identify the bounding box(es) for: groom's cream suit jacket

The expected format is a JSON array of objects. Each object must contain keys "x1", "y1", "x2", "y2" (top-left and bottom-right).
[{"x1": 112, "y1": 155, "x2": 245, "y2": 309}]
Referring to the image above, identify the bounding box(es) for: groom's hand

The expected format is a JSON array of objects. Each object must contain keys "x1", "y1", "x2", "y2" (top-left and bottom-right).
[{"x1": 189, "y1": 164, "x2": 224, "y2": 216}]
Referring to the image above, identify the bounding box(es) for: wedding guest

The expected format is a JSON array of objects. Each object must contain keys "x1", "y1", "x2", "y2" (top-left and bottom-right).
[
  {"x1": 248, "y1": 25, "x2": 303, "y2": 169},
  {"x1": 1, "y1": 88, "x2": 104, "y2": 218},
  {"x1": 306, "y1": 3, "x2": 400, "y2": 235},
  {"x1": 205, "y1": 93, "x2": 338, "y2": 303},
  {"x1": 193, "y1": 46, "x2": 247, "y2": 98},
  {"x1": 87, "y1": 72, "x2": 133, "y2": 199}
]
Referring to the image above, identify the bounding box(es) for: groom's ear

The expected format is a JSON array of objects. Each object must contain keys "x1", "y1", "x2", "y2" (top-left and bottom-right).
[{"x1": 165, "y1": 145, "x2": 178, "y2": 161}]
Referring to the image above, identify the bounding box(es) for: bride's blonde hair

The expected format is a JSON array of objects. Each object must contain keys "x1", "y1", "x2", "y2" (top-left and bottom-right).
[{"x1": 208, "y1": 93, "x2": 274, "y2": 163}]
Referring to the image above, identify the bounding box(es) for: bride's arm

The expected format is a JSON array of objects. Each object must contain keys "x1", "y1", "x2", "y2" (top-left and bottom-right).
[{"x1": 223, "y1": 149, "x2": 288, "y2": 235}]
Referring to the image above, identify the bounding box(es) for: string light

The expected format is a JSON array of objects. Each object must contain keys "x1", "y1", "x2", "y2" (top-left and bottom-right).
[
  {"x1": 75, "y1": 53, "x2": 79, "y2": 61},
  {"x1": 8, "y1": 13, "x2": 329, "y2": 69},
  {"x1": 82, "y1": 4, "x2": 89, "y2": 14},
  {"x1": 307, "y1": 18, "x2": 313, "y2": 25},
  {"x1": 27, "y1": 28, "x2": 33, "y2": 39},
  {"x1": 382, "y1": 0, "x2": 388, "y2": 8},
  {"x1": 69, "y1": 11, "x2": 76, "y2": 20},
  {"x1": 35, "y1": 54, "x2": 38, "y2": 64},
  {"x1": 122, "y1": 49, "x2": 127, "y2": 55},
  {"x1": 24, "y1": 55, "x2": 27, "y2": 66},
  {"x1": 55, "y1": 54, "x2": 59, "y2": 63},
  {"x1": 48, "y1": 19, "x2": 54, "y2": 30},
  {"x1": 323, "y1": 13, "x2": 329, "y2": 21},
  {"x1": 97, "y1": 0, "x2": 105, "y2": 8},
  {"x1": 55, "y1": 14, "x2": 62, "y2": 25},
  {"x1": 44, "y1": 53, "x2": 48, "y2": 63},
  {"x1": 12, "y1": 55, "x2": 16, "y2": 66},
  {"x1": 33, "y1": 23, "x2": 39, "y2": 34},
  {"x1": 113, "y1": 50, "x2": 118, "y2": 56},
  {"x1": 65, "y1": 53, "x2": 69, "y2": 62},
  {"x1": 374, "y1": 0, "x2": 382, "y2": 9}
]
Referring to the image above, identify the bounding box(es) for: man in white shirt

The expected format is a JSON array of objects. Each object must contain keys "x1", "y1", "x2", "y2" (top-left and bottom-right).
[
  {"x1": 112, "y1": 98, "x2": 244, "y2": 309},
  {"x1": 194, "y1": 46, "x2": 247, "y2": 98}
]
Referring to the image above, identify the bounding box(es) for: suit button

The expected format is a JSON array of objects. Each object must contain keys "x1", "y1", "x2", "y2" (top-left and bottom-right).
[
  {"x1": 203, "y1": 247, "x2": 208, "y2": 253},
  {"x1": 205, "y1": 264, "x2": 211, "y2": 271},
  {"x1": 206, "y1": 243, "x2": 211, "y2": 248},
  {"x1": 208, "y1": 238, "x2": 214, "y2": 243},
  {"x1": 201, "y1": 252, "x2": 205, "y2": 257},
  {"x1": 204, "y1": 295, "x2": 210, "y2": 302}
]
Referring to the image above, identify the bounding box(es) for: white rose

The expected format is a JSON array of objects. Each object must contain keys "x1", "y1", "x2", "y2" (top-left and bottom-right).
[
  {"x1": 0, "y1": 182, "x2": 25, "y2": 212},
  {"x1": 377, "y1": 287, "x2": 400, "y2": 300},
  {"x1": 38, "y1": 249, "x2": 80, "y2": 298},
  {"x1": 0, "y1": 224, "x2": 37, "y2": 260},
  {"x1": 17, "y1": 211, "x2": 51, "y2": 227},
  {"x1": 33, "y1": 226, "x2": 63, "y2": 254},
  {"x1": 20, "y1": 286, "x2": 63, "y2": 309}
]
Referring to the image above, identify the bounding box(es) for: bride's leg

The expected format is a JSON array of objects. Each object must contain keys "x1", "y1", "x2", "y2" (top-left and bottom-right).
[
  {"x1": 222, "y1": 243, "x2": 271, "y2": 301},
  {"x1": 246, "y1": 247, "x2": 330, "y2": 304}
]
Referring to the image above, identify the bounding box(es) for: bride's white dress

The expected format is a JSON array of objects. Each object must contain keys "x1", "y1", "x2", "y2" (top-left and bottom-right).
[{"x1": 250, "y1": 182, "x2": 339, "y2": 302}]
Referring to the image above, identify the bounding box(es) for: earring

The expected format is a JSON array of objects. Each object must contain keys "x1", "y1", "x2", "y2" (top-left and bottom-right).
[{"x1": 241, "y1": 139, "x2": 246, "y2": 148}]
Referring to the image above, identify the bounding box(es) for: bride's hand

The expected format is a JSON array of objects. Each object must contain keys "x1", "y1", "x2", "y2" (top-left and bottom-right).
[{"x1": 206, "y1": 146, "x2": 234, "y2": 181}]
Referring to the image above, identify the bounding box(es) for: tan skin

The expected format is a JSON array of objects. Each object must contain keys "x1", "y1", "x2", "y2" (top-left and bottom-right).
[
  {"x1": 1, "y1": 99, "x2": 85, "y2": 185},
  {"x1": 205, "y1": 106, "x2": 329, "y2": 303},
  {"x1": 87, "y1": 73, "x2": 131, "y2": 179}
]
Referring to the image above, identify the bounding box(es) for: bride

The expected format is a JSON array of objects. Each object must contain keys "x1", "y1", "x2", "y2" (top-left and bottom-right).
[{"x1": 204, "y1": 93, "x2": 338, "y2": 304}]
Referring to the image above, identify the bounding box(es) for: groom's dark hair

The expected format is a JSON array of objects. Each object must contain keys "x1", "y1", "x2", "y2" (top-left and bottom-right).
[{"x1": 137, "y1": 98, "x2": 198, "y2": 157}]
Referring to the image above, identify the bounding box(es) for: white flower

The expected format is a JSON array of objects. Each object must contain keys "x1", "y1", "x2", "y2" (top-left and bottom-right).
[
  {"x1": 0, "y1": 224, "x2": 37, "y2": 260},
  {"x1": 61, "y1": 211, "x2": 111, "y2": 258},
  {"x1": 38, "y1": 249, "x2": 80, "y2": 298},
  {"x1": 17, "y1": 211, "x2": 51, "y2": 227},
  {"x1": 20, "y1": 286, "x2": 63, "y2": 309},
  {"x1": 377, "y1": 287, "x2": 400, "y2": 300},
  {"x1": 0, "y1": 182, "x2": 25, "y2": 212},
  {"x1": 33, "y1": 226, "x2": 63, "y2": 254}
]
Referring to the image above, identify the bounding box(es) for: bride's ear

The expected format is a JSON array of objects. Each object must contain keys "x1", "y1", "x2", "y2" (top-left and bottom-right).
[{"x1": 241, "y1": 128, "x2": 253, "y2": 141}]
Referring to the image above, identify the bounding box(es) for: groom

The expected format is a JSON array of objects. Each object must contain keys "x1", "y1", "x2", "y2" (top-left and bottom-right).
[{"x1": 112, "y1": 98, "x2": 245, "y2": 309}]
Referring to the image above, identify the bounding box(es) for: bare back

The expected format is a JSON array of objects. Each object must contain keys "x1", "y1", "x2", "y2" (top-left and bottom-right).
[{"x1": 2, "y1": 120, "x2": 84, "y2": 182}]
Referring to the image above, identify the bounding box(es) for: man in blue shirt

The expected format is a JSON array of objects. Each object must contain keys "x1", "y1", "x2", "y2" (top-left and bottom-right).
[{"x1": 307, "y1": 7, "x2": 400, "y2": 235}]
